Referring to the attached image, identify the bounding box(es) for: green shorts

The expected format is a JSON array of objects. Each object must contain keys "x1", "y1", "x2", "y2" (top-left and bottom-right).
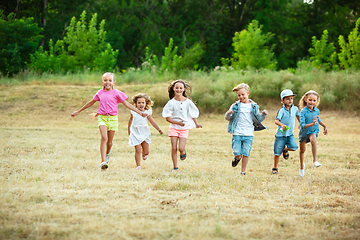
[{"x1": 98, "y1": 115, "x2": 118, "y2": 131}]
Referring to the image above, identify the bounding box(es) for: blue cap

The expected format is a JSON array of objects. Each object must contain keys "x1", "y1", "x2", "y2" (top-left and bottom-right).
[{"x1": 280, "y1": 89, "x2": 296, "y2": 99}]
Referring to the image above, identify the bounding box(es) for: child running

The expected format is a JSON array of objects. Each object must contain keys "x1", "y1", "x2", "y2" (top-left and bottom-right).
[
  {"x1": 225, "y1": 83, "x2": 268, "y2": 176},
  {"x1": 128, "y1": 93, "x2": 163, "y2": 170},
  {"x1": 162, "y1": 80, "x2": 202, "y2": 171},
  {"x1": 298, "y1": 90, "x2": 328, "y2": 177},
  {"x1": 272, "y1": 89, "x2": 300, "y2": 174},
  {"x1": 71, "y1": 72, "x2": 148, "y2": 170}
]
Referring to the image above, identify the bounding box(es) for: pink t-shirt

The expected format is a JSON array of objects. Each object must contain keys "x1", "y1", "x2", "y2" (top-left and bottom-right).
[{"x1": 93, "y1": 89, "x2": 128, "y2": 116}]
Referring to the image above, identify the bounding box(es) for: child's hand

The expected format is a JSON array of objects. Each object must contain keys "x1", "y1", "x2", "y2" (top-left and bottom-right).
[
  {"x1": 282, "y1": 125, "x2": 288, "y2": 131},
  {"x1": 313, "y1": 116, "x2": 318, "y2": 125},
  {"x1": 262, "y1": 110, "x2": 268, "y2": 115},
  {"x1": 158, "y1": 129, "x2": 164, "y2": 135},
  {"x1": 323, "y1": 127, "x2": 328, "y2": 135},
  {"x1": 196, "y1": 124, "x2": 202, "y2": 128},
  {"x1": 177, "y1": 120, "x2": 185, "y2": 127},
  {"x1": 140, "y1": 112, "x2": 149, "y2": 117},
  {"x1": 226, "y1": 110, "x2": 233, "y2": 115},
  {"x1": 71, "y1": 111, "x2": 79, "y2": 117}
]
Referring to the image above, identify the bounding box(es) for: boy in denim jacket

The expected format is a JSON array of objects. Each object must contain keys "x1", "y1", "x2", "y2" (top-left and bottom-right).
[{"x1": 225, "y1": 83, "x2": 268, "y2": 175}]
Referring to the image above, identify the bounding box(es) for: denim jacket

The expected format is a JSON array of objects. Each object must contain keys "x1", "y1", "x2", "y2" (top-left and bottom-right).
[{"x1": 225, "y1": 99, "x2": 268, "y2": 134}]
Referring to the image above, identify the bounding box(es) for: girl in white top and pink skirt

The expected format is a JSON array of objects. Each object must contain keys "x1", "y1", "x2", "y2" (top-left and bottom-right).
[{"x1": 162, "y1": 80, "x2": 202, "y2": 171}]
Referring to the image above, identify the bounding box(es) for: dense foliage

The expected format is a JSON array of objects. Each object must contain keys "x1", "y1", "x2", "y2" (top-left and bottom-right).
[
  {"x1": 29, "y1": 11, "x2": 118, "y2": 74},
  {"x1": 1, "y1": 0, "x2": 360, "y2": 75},
  {"x1": 0, "y1": 12, "x2": 42, "y2": 76}
]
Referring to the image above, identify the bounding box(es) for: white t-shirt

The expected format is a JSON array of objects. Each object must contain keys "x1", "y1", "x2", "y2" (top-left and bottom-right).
[
  {"x1": 233, "y1": 103, "x2": 254, "y2": 136},
  {"x1": 162, "y1": 98, "x2": 199, "y2": 130}
]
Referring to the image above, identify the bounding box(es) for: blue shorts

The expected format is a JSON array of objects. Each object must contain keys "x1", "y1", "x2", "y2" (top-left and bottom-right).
[
  {"x1": 232, "y1": 135, "x2": 253, "y2": 157},
  {"x1": 274, "y1": 135, "x2": 298, "y2": 156}
]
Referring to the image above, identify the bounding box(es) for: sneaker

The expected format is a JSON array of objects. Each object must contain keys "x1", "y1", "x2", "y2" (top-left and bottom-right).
[
  {"x1": 241, "y1": 172, "x2": 246, "y2": 176},
  {"x1": 313, "y1": 161, "x2": 321, "y2": 167},
  {"x1": 136, "y1": 166, "x2": 141, "y2": 170},
  {"x1": 106, "y1": 151, "x2": 111, "y2": 164},
  {"x1": 299, "y1": 163, "x2": 305, "y2": 177},
  {"x1": 232, "y1": 156, "x2": 242, "y2": 167},
  {"x1": 98, "y1": 161, "x2": 108, "y2": 170},
  {"x1": 143, "y1": 155, "x2": 148, "y2": 160}
]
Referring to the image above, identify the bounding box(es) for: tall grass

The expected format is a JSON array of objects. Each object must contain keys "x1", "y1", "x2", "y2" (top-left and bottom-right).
[{"x1": 2, "y1": 68, "x2": 360, "y2": 112}]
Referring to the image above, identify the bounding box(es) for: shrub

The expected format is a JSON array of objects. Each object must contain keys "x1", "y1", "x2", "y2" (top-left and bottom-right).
[
  {"x1": 0, "y1": 12, "x2": 42, "y2": 76},
  {"x1": 223, "y1": 20, "x2": 277, "y2": 70},
  {"x1": 308, "y1": 30, "x2": 338, "y2": 71},
  {"x1": 338, "y1": 18, "x2": 360, "y2": 70},
  {"x1": 29, "y1": 11, "x2": 118, "y2": 74}
]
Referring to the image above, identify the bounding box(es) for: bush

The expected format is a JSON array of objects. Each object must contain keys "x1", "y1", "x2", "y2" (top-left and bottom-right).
[
  {"x1": 308, "y1": 30, "x2": 339, "y2": 71},
  {"x1": 223, "y1": 20, "x2": 277, "y2": 70},
  {"x1": 338, "y1": 18, "x2": 360, "y2": 70},
  {"x1": 0, "y1": 12, "x2": 42, "y2": 76},
  {"x1": 29, "y1": 11, "x2": 118, "y2": 74}
]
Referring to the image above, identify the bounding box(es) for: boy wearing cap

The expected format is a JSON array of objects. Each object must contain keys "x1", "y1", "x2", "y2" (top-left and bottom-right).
[{"x1": 272, "y1": 89, "x2": 300, "y2": 174}]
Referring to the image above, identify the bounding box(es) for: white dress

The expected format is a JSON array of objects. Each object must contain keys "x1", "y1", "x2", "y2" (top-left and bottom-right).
[
  {"x1": 162, "y1": 98, "x2": 199, "y2": 130},
  {"x1": 128, "y1": 109, "x2": 152, "y2": 146}
]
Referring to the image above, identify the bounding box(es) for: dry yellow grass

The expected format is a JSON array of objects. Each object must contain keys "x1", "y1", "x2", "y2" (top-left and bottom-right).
[{"x1": 1, "y1": 85, "x2": 360, "y2": 239}]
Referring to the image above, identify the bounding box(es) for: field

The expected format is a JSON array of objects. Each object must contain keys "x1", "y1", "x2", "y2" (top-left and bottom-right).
[{"x1": 1, "y1": 84, "x2": 360, "y2": 239}]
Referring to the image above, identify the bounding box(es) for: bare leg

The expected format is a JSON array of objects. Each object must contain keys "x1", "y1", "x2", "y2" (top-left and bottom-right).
[
  {"x1": 273, "y1": 155, "x2": 280, "y2": 169},
  {"x1": 170, "y1": 137, "x2": 179, "y2": 169},
  {"x1": 107, "y1": 130, "x2": 115, "y2": 154},
  {"x1": 141, "y1": 142, "x2": 149, "y2": 159},
  {"x1": 299, "y1": 140, "x2": 306, "y2": 169},
  {"x1": 134, "y1": 145, "x2": 142, "y2": 167},
  {"x1": 99, "y1": 125, "x2": 108, "y2": 163},
  {"x1": 309, "y1": 134, "x2": 317, "y2": 163},
  {"x1": 178, "y1": 137, "x2": 187, "y2": 159},
  {"x1": 241, "y1": 156, "x2": 249, "y2": 173}
]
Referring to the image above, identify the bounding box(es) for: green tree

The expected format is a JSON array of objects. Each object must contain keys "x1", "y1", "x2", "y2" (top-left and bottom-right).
[
  {"x1": 308, "y1": 30, "x2": 338, "y2": 71},
  {"x1": 338, "y1": 18, "x2": 360, "y2": 70},
  {"x1": 226, "y1": 20, "x2": 277, "y2": 70},
  {"x1": 29, "y1": 11, "x2": 118, "y2": 73},
  {"x1": 0, "y1": 12, "x2": 43, "y2": 76}
]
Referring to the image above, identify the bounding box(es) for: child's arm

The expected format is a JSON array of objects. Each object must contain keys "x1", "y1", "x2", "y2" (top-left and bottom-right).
[
  {"x1": 303, "y1": 116, "x2": 318, "y2": 129},
  {"x1": 122, "y1": 100, "x2": 148, "y2": 117},
  {"x1": 275, "y1": 119, "x2": 287, "y2": 132},
  {"x1": 71, "y1": 99, "x2": 96, "y2": 117},
  {"x1": 192, "y1": 118, "x2": 202, "y2": 128},
  {"x1": 296, "y1": 115, "x2": 300, "y2": 129},
  {"x1": 319, "y1": 121, "x2": 328, "y2": 135},
  {"x1": 165, "y1": 117, "x2": 185, "y2": 127},
  {"x1": 148, "y1": 115, "x2": 163, "y2": 135},
  {"x1": 128, "y1": 114, "x2": 133, "y2": 135}
]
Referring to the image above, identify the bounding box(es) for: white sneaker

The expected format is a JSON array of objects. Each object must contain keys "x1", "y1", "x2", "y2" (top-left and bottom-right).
[
  {"x1": 106, "y1": 151, "x2": 111, "y2": 164},
  {"x1": 313, "y1": 161, "x2": 321, "y2": 167},
  {"x1": 136, "y1": 166, "x2": 141, "y2": 170},
  {"x1": 299, "y1": 163, "x2": 305, "y2": 177},
  {"x1": 98, "y1": 162, "x2": 108, "y2": 170}
]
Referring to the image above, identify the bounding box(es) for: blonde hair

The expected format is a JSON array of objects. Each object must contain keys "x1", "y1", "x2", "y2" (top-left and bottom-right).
[
  {"x1": 299, "y1": 90, "x2": 320, "y2": 109},
  {"x1": 102, "y1": 72, "x2": 115, "y2": 82},
  {"x1": 167, "y1": 79, "x2": 192, "y2": 99},
  {"x1": 132, "y1": 93, "x2": 153, "y2": 110},
  {"x1": 232, "y1": 83, "x2": 250, "y2": 92}
]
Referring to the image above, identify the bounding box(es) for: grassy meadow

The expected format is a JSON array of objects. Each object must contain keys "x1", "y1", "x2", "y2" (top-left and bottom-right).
[{"x1": 1, "y1": 83, "x2": 360, "y2": 239}]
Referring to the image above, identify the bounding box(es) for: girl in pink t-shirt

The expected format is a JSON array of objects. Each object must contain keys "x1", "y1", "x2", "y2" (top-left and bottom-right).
[{"x1": 71, "y1": 72, "x2": 148, "y2": 170}]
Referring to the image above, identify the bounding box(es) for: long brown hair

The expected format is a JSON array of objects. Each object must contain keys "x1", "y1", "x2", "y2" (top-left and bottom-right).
[{"x1": 167, "y1": 79, "x2": 192, "y2": 99}]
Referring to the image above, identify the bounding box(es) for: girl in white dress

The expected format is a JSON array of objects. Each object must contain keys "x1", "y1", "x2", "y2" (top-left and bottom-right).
[
  {"x1": 162, "y1": 80, "x2": 202, "y2": 171},
  {"x1": 128, "y1": 93, "x2": 163, "y2": 169}
]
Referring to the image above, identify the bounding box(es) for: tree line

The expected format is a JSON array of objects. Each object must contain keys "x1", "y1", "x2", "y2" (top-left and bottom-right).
[{"x1": 1, "y1": 0, "x2": 360, "y2": 76}]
